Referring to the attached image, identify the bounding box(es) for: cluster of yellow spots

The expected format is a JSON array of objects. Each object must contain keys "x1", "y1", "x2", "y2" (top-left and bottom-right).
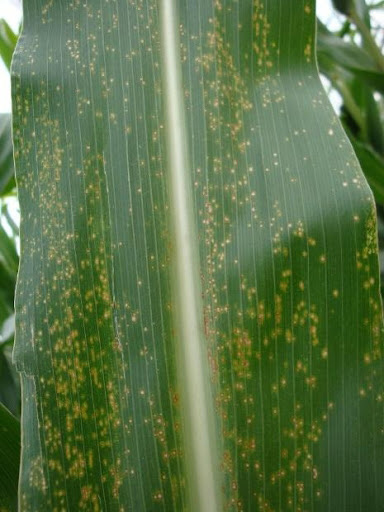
[
  {"x1": 66, "y1": 38, "x2": 81, "y2": 63},
  {"x1": 41, "y1": 0, "x2": 54, "y2": 24},
  {"x1": 257, "y1": 301, "x2": 266, "y2": 326},
  {"x1": 65, "y1": 445, "x2": 87, "y2": 479},
  {"x1": 363, "y1": 204, "x2": 379, "y2": 257},
  {"x1": 304, "y1": 38, "x2": 313, "y2": 64},
  {"x1": 285, "y1": 329, "x2": 295, "y2": 344},
  {"x1": 256, "y1": 496, "x2": 274, "y2": 512},
  {"x1": 152, "y1": 491, "x2": 164, "y2": 502},
  {"x1": 252, "y1": 0, "x2": 275, "y2": 71},
  {"x1": 153, "y1": 414, "x2": 167, "y2": 446},
  {"x1": 305, "y1": 375, "x2": 317, "y2": 389},
  {"x1": 363, "y1": 276, "x2": 376, "y2": 290},
  {"x1": 199, "y1": 10, "x2": 253, "y2": 151},
  {"x1": 292, "y1": 301, "x2": 308, "y2": 328},
  {"x1": 208, "y1": 347, "x2": 219, "y2": 382},
  {"x1": 293, "y1": 220, "x2": 305, "y2": 238},
  {"x1": 279, "y1": 269, "x2": 291, "y2": 293},
  {"x1": 274, "y1": 294, "x2": 282, "y2": 329},
  {"x1": 27, "y1": 455, "x2": 47, "y2": 493},
  {"x1": 78, "y1": 485, "x2": 102, "y2": 511},
  {"x1": 232, "y1": 328, "x2": 253, "y2": 379}
]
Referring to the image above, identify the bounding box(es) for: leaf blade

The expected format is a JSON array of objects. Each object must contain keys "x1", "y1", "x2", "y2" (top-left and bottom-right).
[
  {"x1": 0, "y1": 403, "x2": 20, "y2": 511},
  {"x1": 12, "y1": 1, "x2": 384, "y2": 510},
  {"x1": 0, "y1": 114, "x2": 16, "y2": 196},
  {"x1": 0, "y1": 19, "x2": 17, "y2": 71}
]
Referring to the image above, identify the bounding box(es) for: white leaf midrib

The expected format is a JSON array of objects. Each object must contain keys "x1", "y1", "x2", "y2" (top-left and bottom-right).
[{"x1": 160, "y1": 1, "x2": 220, "y2": 510}]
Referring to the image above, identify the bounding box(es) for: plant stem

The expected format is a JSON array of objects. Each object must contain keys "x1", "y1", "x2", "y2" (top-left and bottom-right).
[{"x1": 350, "y1": 9, "x2": 384, "y2": 72}]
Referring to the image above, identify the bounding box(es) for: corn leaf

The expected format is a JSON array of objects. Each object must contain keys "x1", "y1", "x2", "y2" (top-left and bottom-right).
[
  {"x1": 12, "y1": 1, "x2": 384, "y2": 510},
  {"x1": 0, "y1": 346, "x2": 19, "y2": 417},
  {"x1": 0, "y1": 403, "x2": 20, "y2": 511},
  {"x1": 348, "y1": 135, "x2": 384, "y2": 204},
  {"x1": 0, "y1": 114, "x2": 16, "y2": 196},
  {"x1": 317, "y1": 22, "x2": 384, "y2": 94},
  {"x1": 0, "y1": 19, "x2": 18, "y2": 71}
]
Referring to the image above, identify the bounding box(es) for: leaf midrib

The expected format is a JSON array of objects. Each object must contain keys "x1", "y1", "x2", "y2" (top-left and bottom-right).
[{"x1": 160, "y1": 0, "x2": 220, "y2": 510}]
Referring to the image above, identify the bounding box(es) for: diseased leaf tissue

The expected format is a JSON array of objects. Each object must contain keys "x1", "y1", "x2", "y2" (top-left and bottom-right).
[{"x1": 11, "y1": 0, "x2": 384, "y2": 510}]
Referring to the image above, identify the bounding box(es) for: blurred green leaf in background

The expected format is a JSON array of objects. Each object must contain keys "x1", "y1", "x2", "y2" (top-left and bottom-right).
[
  {"x1": 0, "y1": 9, "x2": 21, "y2": 511},
  {"x1": 0, "y1": 13, "x2": 19, "y2": 420},
  {"x1": 0, "y1": 402, "x2": 20, "y2": 512},
  {"x1": 0, "y1": 19, "x2": 17, "y2": 71}
]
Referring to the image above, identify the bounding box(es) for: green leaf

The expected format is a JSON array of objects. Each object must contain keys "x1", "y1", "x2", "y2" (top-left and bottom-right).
[
  {"x1": 332, "y1": 0, "x2": 354, "y2": 15},
  {"x1": 317, "y1": 22, "x2": 384, "y2": 94},
  {"x1": 364, "y1": 85, "x2": 384, "y2": 156},
  {"x1": 0, "y1": 224, "x2": 18, "y2": 327},
  {"x1": 0, "y1": 114, "x2": 16, "y2": 197},
  {"x1": 349, "y1": 3, "x2": 384, "y2": 73},
  {"x1": 0, "y1": 346, "x2": 19, "y2": 417},
  {"x1": 345, "y1": 129, "x2": 384, "y2": 203},
  {"x1": 0, "y1": 403, "x2": 20, "y2": 511},
  {"x1": 339, "y1": 76, "x2": 384, "y2": 155},
  {"x1": 370, "y1": 1, "x2": 384, "y2": 10},
  {"x1": 0, "y1": 225, "x2": 18, "y2": 278},
  {"x1": 12, "y1": 1, "x2": 384, "y2": 510},
  {"x1": 0, "y1": 19, "x2": 17, "y2": 71}
]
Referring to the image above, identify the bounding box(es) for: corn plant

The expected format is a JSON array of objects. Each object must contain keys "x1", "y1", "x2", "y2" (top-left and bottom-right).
[{"x1": 2, "y1": 0, "x2": 384, "y2": 510}]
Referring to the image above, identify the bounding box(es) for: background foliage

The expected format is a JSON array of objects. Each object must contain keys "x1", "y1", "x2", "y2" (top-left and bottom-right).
[{"x1": 0, "y1": 17, "x2": 19, "y2": 419}]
